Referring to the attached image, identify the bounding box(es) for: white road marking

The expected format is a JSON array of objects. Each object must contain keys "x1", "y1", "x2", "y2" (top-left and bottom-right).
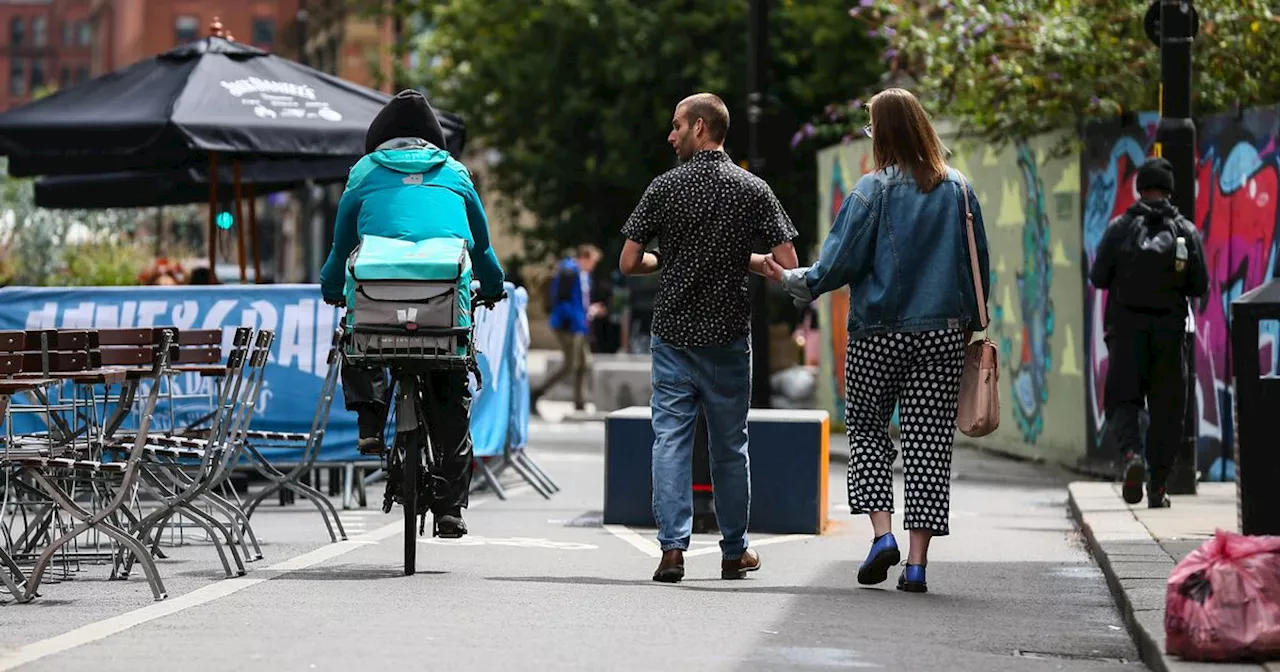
[
  {"x1": 0, "y1": 496, "x2": 504, "y2": 670},
  {"x1": 602, "y1": 524, "x2": 662, "y2": 558},
  {"x1": 604, "y1": 526, "x2": 815, "y2": 559},
  {"x1": 685, "y1": 534, "x2": 814, "y2": 557}
]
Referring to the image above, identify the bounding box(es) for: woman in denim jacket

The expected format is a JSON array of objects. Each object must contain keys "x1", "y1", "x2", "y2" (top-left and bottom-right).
[{"x1": 769, "y1": 88, "x2": 990, "y2": 593}]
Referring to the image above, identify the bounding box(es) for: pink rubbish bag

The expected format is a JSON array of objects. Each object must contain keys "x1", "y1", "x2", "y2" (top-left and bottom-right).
[{"x1": 1165, "y1": 529, "x2": 1280, "y2": 661}]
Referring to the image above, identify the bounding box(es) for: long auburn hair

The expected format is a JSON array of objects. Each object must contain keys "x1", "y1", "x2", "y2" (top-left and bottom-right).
[{"x1": 868, "y1": 88, "x2": 948, "y2": 192}]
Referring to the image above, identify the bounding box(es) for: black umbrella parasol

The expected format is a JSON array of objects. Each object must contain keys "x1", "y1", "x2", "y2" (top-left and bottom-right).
[
  {"x1": 0, "y1": 18, "x2": 468, "y2": 282},
  {"x1": 0, "y1": 33, "x2": 469, "y2": 176}
]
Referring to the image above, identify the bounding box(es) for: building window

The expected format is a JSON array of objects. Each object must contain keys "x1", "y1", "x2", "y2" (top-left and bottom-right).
[
  {"x1": 10, "y1": 17, "x2": 25, "y2": 47},
  {"x1": 62, "y1": 20, "x2": 72, "y2": 46},
  {"x1": 77, "y1": 21, "x2": 90, "y2": 47},
  {"x1": 10, "y1": 58, "x2": 25, "y2": 96},
  {"x1": 32, "y1": 16, "x2": 46, "y2": 47},
  {"x1": 175, "y1": 15, "x2": 199, "y2": 44},
  {"x1": 30, "y1": 59, "x2": 44, "y2": 90},
  {"x1": 251, "y1": 18, "x2": 275, "y2": 48},
  {"x1": 76, "y1": 65, "x2": 89, "y2": 83}
]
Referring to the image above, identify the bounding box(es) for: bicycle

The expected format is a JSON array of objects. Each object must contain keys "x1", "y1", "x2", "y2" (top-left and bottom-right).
[{"x1": 332, "y1": 288, "x2": 505, "y2": 576}]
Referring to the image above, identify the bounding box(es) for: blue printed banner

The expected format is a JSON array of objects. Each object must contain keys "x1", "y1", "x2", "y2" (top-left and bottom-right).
[{"x1": 0, "y1": 283, "x2": 528, "y2": 462}]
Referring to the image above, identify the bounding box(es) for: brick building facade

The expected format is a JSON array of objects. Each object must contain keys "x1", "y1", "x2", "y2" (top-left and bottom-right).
[
  {"x1": 0, "y1": 0, "x2": 308, "y2": 112},
  {"x1": 0, "y1": 0, "x2": 94, "y2": 110}
]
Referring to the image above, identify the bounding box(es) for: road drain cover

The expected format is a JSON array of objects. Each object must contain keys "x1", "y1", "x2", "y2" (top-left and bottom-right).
[{"x1": 1014, "y1": 650, "x2": 1136, "y2": 664}]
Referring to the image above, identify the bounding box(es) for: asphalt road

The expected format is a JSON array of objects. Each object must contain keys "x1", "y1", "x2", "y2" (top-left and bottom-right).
[{"x1": 0, "y1": 421, "x2": 1140, "y2": 671}]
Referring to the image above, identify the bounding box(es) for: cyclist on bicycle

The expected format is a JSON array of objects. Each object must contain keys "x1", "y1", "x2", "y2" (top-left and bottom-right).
[{"x1": 320, "y1": 89, "x2": 506, "y2": 538}]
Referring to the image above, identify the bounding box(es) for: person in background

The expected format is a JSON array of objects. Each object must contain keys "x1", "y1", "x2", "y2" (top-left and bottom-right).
[
  {"x1": 139, "y1": 259, "x2": 187, "y2": 285},
  {"x1": 1089, "y1": 157, "x2": 1208, "y2": 509},
  {"x1": 531, "y1": 244, "x2": 604, "y2": 414},
  {"x1": 620, "y1": 92, "x2": 799, "y2": 584},
  {"x1": 319, "y1": 89, "x2": 505, "y2": 538},
  {"x1": 188, "y1": 267, "x2": 217, "y2": 285},
  {"x1": 768, "y1": 88, "x2": 989, "y2": 594}
]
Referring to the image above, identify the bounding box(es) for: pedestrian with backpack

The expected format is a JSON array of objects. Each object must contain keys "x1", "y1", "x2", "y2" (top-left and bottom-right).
[
  {"x1": 531, "y1": 244, "x2": 604, "y2": 414},
  {"x1": 1089, "y1": 157, "x2": 1209, "y2": 508}
]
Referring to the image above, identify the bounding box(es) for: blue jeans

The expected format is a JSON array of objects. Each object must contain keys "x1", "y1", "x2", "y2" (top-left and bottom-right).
[{"x1": 649, "y1": 335, "x2": 752, "y2": 560}]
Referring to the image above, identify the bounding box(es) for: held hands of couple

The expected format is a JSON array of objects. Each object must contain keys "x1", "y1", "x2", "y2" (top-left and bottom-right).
[{"x1": 753, "y1": 255, "x2": 814, "y2": 309}]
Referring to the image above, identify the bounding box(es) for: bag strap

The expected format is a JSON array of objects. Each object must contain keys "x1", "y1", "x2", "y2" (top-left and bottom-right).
[{"x1": 958, "y1": 175, "x2": 990, "y2": 331}]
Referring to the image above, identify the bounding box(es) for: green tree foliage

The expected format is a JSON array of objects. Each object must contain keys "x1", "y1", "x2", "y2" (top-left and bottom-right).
[
  {"x1": 398, "y1": 0, "x2": 882, "y2": 263},
  {"x1": 813, "y1": 0, "x2": 1280, "y2": 148},
  {"x1": 0, "y1": 159, "x2": 145, "y2": 286}
]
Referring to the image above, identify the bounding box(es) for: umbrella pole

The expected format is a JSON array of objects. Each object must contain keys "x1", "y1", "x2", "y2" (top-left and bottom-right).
[
  {"x1": 234, "y1": 160, "x2": 247, "y2": 284},
  {"x1": 208, "y1": 152, "x2": 219, "y2": 277},
  {"x1": 248, "y1": 184, "x2": 262, "y2": 283}
]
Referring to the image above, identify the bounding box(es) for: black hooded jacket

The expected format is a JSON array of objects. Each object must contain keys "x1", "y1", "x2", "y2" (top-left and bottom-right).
[{"x1": 1090, "y1": 199, "x2": 1209, "y2": 329}]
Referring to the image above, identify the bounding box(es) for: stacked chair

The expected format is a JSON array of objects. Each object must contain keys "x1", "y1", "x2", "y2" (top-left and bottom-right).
[{"x1": 0, "y1": 324, "x2": 345, "y2": 604}]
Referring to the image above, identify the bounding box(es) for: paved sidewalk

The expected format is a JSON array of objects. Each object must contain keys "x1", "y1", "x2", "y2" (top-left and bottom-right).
[{"x1": 1068, "y1": 481, "x2": 1280, "y2": 672}]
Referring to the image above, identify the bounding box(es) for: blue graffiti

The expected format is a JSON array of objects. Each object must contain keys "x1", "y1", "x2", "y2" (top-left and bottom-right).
[
  {"x1": 1083, "y1": 136, "x2": 1146, "y2": 256},
  {"x1": 993, "y1": 142, "x2": 1055, "y2": 443},
  {"x1": 1221, "y1": 142, "x2": 1263, "y2": 194}
]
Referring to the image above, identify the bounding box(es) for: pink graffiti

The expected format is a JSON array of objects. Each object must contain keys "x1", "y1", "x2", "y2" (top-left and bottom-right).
[{"x1": 1195, "y1": 152, "x2": 1277, "y2": 434}]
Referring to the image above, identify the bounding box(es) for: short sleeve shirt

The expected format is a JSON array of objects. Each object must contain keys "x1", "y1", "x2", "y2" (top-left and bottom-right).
[{"x1": 621, "y1": 150, "x2": 798, "y2": 347}]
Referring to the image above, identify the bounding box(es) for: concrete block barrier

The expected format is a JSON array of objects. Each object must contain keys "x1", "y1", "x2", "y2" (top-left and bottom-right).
[{"x1": 603, "y1": 407, "x2": 830, "y2": 535}]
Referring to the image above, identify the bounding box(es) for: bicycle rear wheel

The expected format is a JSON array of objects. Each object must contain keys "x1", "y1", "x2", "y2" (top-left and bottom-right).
[{"x1": 403, "y1": 431, "x2": 419, "y2": 576}]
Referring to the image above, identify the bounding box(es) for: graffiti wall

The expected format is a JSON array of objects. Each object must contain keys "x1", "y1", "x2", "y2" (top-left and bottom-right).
[
  {"x1": 814, "y1": 133, "x2": 1089, "y2": 465},
  {"x1": 1082, "y1": 106, "x2": 1280, "y2": 481}
]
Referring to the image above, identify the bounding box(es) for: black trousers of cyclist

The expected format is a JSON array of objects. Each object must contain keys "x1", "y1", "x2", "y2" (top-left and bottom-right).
[
  {"x1": 1104, "y1": 314, "x2": 1188, "y2": 488},
  {"x1": 341, "y1": 363, "x2": 473, "y2": 514}
]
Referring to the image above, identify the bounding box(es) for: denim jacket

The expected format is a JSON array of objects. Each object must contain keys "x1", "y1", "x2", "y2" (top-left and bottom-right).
[{"x1": 790, "y1": 166, "x2": 990, "y2": 340}]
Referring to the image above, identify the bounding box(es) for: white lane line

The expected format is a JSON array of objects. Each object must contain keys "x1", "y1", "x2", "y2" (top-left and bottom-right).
[
  {"x1": 0, "y1": 496, "x2": 503, "y2": 671},
  {"x1": 684, "y1": 534, "x2": 814, "y2": 557},
  {"x1": 603, "y1": 525, "x2": 815, "y2": 559},
  {"x1": 602, "y1": 524, "x2": 662, "y2": 558}
]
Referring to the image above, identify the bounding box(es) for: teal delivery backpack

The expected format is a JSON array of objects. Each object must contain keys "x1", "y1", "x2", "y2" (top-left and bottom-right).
[{"x1": 343, "y1": 235, "x2": 475, "y2": 368}]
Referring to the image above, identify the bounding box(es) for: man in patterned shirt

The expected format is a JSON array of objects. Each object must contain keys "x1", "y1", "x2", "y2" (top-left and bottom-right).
[{"x1": 619, "y1": 92, "x2": 799, "y2": 583}]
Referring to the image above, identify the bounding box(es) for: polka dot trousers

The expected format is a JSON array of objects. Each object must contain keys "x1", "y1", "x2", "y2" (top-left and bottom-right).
[{"x1": 844, "y1": 329, "x2": 966, "y2": 536}]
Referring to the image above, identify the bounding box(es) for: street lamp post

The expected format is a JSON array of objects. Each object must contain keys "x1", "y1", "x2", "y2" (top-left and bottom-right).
[
  {"x1": 1151, "y1": 0, "x2": 1199, "y2": 495},
  {"x1": 747, "y1": 0, "x2": 771, "y2": 409}
]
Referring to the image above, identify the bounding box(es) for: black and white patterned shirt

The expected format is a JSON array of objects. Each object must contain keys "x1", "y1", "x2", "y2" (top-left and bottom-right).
[{"x1": 622, "y1": 150, "x2": 798, "y2": 347}]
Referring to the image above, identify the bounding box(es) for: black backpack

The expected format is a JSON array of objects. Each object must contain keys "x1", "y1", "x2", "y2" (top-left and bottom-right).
[
  {"x1": 1115, "y1": 213, "x2": 1187, "y2": 310},
  {"x1": 549, "y1": 263, "x2": 577, "y2": 305}
]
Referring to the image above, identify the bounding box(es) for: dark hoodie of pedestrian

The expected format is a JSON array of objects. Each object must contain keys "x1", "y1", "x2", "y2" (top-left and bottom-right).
[{"x1": 1089, "y1": 157, "x2": 1208, "y2": 510}]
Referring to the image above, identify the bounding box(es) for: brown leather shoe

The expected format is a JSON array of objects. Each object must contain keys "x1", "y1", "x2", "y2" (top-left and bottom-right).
[
  {"x1": 653, "y1": 550, "x2": 685, "y2": 583},
  {"x1": 721, "y1": 548, "x2": 761, "y2": 579}
]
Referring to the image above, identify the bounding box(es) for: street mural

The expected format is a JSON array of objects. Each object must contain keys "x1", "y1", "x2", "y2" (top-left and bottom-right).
[
  {"x1": 1082, "y1": 106, "x2": 1280, "y2": 481},
  {"x1": 814, "y1": 132, "x2": 1086, "y2": 465},
  {"x1": 995, "y1": 143, "x2": 1056, "y2": 444}
]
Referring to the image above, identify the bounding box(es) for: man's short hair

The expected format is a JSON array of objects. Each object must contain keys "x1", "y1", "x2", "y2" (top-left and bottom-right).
[
  {"x1": 679, "y1": 93, "x2": 730, "y2": 143},
  {"x1": 576, "y1": 244, "x2": 602, "y2": 260}
]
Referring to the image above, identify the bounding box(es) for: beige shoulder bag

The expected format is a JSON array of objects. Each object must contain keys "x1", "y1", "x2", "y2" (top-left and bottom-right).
[{"x1": 955, "y1": 176, "x2": 1000, "y2": 438}]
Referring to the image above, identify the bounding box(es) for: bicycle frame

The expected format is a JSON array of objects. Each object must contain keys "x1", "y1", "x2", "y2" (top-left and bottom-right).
[{"x1": 337, "y1": 290, "x2": 504, "y2": 576}]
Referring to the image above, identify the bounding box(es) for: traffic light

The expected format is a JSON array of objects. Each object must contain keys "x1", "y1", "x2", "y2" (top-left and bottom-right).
[{"x1": 216, "y1": 210, "x2": 234, "y2": 230}]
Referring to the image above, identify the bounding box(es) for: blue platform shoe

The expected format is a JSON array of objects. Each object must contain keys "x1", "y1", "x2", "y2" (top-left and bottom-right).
[
  {"x1": 857, "y1": 533, "x2": 900, "y2": 585},
  {"x1": 897, "y1": 564, "x2": 927, "y2": 593}
]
